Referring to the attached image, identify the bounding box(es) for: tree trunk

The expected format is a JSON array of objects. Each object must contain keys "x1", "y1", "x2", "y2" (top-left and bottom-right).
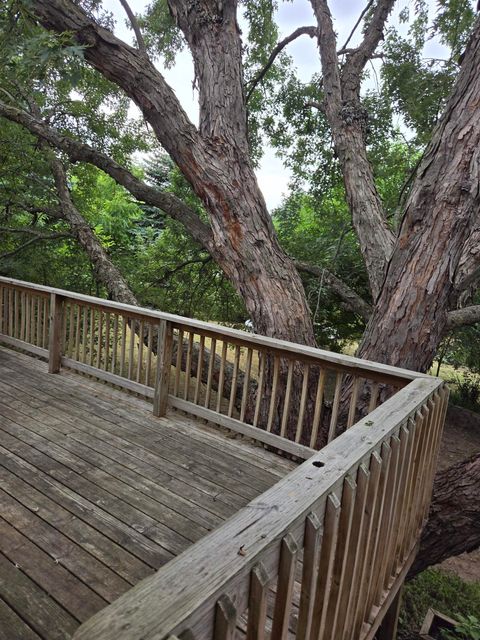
[
  {"x1": 410, "y1": 453, "x2": 480, "y2": 576},
  {"x1": 30, "y1": 0, "x2": 315, "y2": 345},
  {"x1": 358, "y1": 16, "x2": 480, "y2": 372}
]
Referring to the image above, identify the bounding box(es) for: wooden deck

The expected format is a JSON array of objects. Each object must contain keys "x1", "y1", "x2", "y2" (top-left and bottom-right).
[{"x1": 0, "y1": 346, "x2": 296, "y2": 640}]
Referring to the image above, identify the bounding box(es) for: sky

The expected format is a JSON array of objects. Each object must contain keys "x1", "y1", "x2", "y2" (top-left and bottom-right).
[{"x1": 101, "y1": 0, "x2": 452, "y2": 209}]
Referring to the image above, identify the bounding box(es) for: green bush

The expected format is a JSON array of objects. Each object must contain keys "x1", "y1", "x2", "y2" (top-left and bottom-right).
[
  {"x1": 399, "y1": 569, "x2": 480, "y2": 638},
  {"x1": 441, "y1": 614, "x2": 480, "y2": 639}
]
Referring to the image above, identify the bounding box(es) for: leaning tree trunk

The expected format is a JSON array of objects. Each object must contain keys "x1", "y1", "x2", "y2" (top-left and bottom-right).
[
  {"x1": 410, "y1": 453, "x2": 480, "y2": 576},
  {"x1": 358, "y1": 16, "x2": 480, "y2": 372},
  {"x1": 31, "y1": 0, "x2": 315, "y2": 346}
]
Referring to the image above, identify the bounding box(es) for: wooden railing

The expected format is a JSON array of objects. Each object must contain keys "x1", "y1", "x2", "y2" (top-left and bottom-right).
[
  {"x1": 71, "y1": 377, "x2": 447, "y2": 640},
  {"x1": 0, "y1": 277, "x2": 425, "y2": 460},
  {"x1": 0, "y1": 277, "x2": 448, "y2": 639}
]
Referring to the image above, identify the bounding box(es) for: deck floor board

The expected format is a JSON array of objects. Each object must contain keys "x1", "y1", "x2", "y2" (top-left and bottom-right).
[{"x1": 0, "y1": 346, "x2": 295, "y2": 639}]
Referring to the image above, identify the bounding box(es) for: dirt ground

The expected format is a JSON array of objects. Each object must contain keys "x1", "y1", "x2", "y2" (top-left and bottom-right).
[{"x1": 436, "y1": 405, "x2": 480, "y2": 582}]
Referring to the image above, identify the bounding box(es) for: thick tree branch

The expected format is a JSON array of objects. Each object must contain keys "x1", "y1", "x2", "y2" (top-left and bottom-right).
[
  {"x1": 342, "y1": 0, "x2": 396, "y2": 99},
  {"x1": 446, "y1": 305, "x2": 480, "y2": 330},
  {"x1": 167, "y1": 0, "x2": 248, "y2": 151},
  {"x1": 338, "y1": 0, "x2": 376, "y2": 54},
  {"x1": 0, "y1": 100, "x2": 215, "y2": 253},
  {"x1": 49, "y1": 154, "x2": 139, "y2": 305},
  {"x1": 310, "y1": 0, "x2": 395, "y2": 298},
  {"x1": 118, "y1": 0, "x2": 147, "y2": 54},
  {"x1": 246, "y1": 26, "x2": 318, "y2": 103},
  {"x1": 295, "y1": 260, "x2": 372, "y2": 321},
  {"x1": 30, "y1": 0, "x2": 203, "y2": 172}
]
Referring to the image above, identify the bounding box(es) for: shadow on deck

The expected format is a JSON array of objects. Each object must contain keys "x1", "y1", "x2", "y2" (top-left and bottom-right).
[{"x1": 0, "y1": 346, "x2": 295, "y2": 640}]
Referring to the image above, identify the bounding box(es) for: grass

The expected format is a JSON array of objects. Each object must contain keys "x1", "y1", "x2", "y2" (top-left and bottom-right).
[{"x1": 398, "y1": 569, "x2": 480, "y2": 638}]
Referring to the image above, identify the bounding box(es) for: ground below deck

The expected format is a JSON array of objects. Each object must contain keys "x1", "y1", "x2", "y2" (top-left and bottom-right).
[{"x1": 0, "y1": 346, "x2": 296, "y2": 640}]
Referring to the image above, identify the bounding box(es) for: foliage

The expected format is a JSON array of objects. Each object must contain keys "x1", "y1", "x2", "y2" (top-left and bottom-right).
[
  {"x1": 0, "y1": 0, "x2": 479, "y2": 370},
  {"x1": 441, "y1": 614, "x2": 480, "y2": 640},
  {"x1": 449, "y1": 373, "x2": 480, "y2": 413},
  {"x1": 399, "y1": 569, "x2": 480, "y2": 639},
  {"x1": 273, "y1": 190, "x2": 367, "y2": 349}
]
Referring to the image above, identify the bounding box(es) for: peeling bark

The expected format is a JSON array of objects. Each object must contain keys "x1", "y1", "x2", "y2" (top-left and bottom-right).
[
  {"x1": 30, "y1": 0, "x2": 315, "y2": 344},
  {"x1": 358, "y1": 17, "x2": 480, "y2": 372}
]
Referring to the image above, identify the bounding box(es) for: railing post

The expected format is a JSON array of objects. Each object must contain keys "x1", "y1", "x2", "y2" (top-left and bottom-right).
[
  {"x1": 48, "y1": 292, "x2": 65, "y2": 374},
  {"x1": 153, "y1": 320, "x2": 173, "y2": 417}
]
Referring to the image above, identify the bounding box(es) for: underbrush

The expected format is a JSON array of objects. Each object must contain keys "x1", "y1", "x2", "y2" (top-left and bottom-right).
[{"x1": 398, "y1": 569, "x2": 480, "y2": 639}]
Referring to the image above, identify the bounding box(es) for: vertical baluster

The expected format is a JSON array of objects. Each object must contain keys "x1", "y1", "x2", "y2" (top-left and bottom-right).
[
  {"x1": 193, "y1": 334, "x2": 205, "y2": 405},
  {"x1": 89, "y1": 308, "x2": 95, "y2": 366},
  {"x1": 145, "y1": 323, "x2": 153, "y2": 386},
  {"x1": 295, "y1": 363, "x2": 310, "y2": 443},
  {"x1": 104, "y1": 312, "x2": 111, "y2": 372},
  {"x1": 382, "y1": 425, "x2": 414, "y2": 591},
  {"x1": 136, "y1": 320, "x2": 144, "y2": 382},
  {"x1": 280, "y1": 360, "x2": 294, "y2": 438},
  {"x1": 364, "y1": 439, "x2": 398, "y2": 626},
  {"x1": 266, "y1": 356, "x2": 280, "y2": 433},
  {"x1": 239, "y1": 347, "x2": 253, "y2": 423},
  {"x1": 253, "y1": 353, "x2": 265, "y2": 427},
  {"x1": 42, "y1": 297, "x2": 48, "y2": 348},
  {"x1": 74, "y1": 305, "x2": 81, "y2": 361},
  {"x1": 214, "y1": 595, "x2": 237, "y2": 640},
  {"x1": 271, "y1": 534, "x2": 298, "y2": 640},
  {"x1": 31, "y1": 294, "x2": 36, "y2": 344},
  {"x1": 118, "y1": 315, "x2": 127, "y2": 377},
  {"x1": 8, "y1": 288, "x2": 14, "y2": 337},
  {"x1": 327, "y1": 372, "x2": 344, "y2": 443},
  {"x1": 227, "y1": 344, "x2": 240, "y2": 417},
  {"x1": 368, "y1": 381, "x2": 380, "y2": 413},
  {"x1": 96, "y1": 310, "x2": 103, "y2": 370},
  {"x1": 35, "y1": 296, "x2": 41, "y2": 347},
  {"x1": 204, "y1": 337, "x2": 217, "y2": 409},
  {"x1": 20, "y1": 291, "x2": 26, "y2": 341},
  {"x1": 183, "y1": 331, "x2": 194, "y2": 400},
  {"x1": 81, "y1": 306, "x2": 88, "y2": 363},
  {"x1": 297, "y1": 513, "x2": 321, "y2": 640},
  {"x1": 310, "y1": 369, "x2": 326, "y2": 449},
  {"x1": 174, "y1": 328, "x2": 184, "y2": 396},
  {"x1": 127, "y1": 317, "x2": 135, "y2": 379},
  {"x1": 66, "y1": 301, "x2": 74, "y2": 357},
  {"x1": 336, "y1": 466, "x2": 369, "y2": 640},
  {"x1": 353, "y1": 445, "x2": 391, "y2": 638},
  {"x1": 216, "y1": 341, "x2": 228, "y2": 413},
  {"x1": 0, "y1": 286, "x2": 4, "y2": 336},
  {"x1": 321, "y1": 478, "x2": 357, "y2": 640},
  {"x1": 310, "y1": 493, "x2": 342, "y2": 640},
  {"x1": 246, "y1": 564, "x2": 269, "y2": 640},
  {"x1": 347, "y1": 376, "x2": 361, "y2": 428},
  {"x1": 111, "y1": 314, "x2": 119, "y2": 375},
  {"x1": 24, "y1": 293, "x2": 31, "y2": 344},
  {"x1": 343, "y1": 454, "x2": 382, "y2": 640}
]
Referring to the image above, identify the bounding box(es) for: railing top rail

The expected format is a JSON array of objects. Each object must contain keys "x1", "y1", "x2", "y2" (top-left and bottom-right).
[
  {"x1": 0, "y1": 276, "x2": 428, "y2": 383},
  {"x1": 71, "y1": 375, "x2": 443, "y2": 640}
]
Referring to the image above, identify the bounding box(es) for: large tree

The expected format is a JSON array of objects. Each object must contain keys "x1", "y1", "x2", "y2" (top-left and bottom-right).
[{"x1": 1, "y1": 0, "x2": 480, "y2": 573}]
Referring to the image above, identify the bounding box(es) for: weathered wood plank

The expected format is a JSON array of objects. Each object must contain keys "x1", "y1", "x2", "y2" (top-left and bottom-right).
[{"x1": 0, "y1": 552, "x2": 78, "y2": 640}]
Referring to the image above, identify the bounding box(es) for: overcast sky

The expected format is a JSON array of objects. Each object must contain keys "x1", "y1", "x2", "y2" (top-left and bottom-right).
[{"x1": 102, "y1": 0, "x2": 454, "y2": 209}]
